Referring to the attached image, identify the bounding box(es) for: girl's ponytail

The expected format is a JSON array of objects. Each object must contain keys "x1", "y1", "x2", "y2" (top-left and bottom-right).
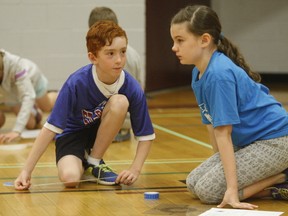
[{"x1": 218, "y1": 36, "x2": 261, "y2": 82}]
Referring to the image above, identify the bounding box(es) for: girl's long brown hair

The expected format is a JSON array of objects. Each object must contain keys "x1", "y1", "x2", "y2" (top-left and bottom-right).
[{"x1": 171, "y1": 5, "x2": 261, "y2": 82}]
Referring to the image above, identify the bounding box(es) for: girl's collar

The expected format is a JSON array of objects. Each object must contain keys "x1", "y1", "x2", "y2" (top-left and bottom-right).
[{"x1": 197, "y1": 50, "x2": 219, "y2": 80}]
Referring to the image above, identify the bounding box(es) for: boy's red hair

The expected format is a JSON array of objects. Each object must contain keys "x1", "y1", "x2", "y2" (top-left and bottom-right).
[{"x1": 86, "y1": 20, "x2": 128, "y2": 55}]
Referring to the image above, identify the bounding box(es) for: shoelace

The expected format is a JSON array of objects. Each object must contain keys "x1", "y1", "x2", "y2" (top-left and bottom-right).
[
  {"x1": 96, "y1": 164, "x2": 115, "y2": 183},
  {"x1": 268, "y1": 186, "x2": 288, "y2": 200},
  {"x1": 275, "y1": 187, "x2": 288, "y2": 200},
  {"x1": 98, "y1": 164, "x2": 114, "y2": 172}
]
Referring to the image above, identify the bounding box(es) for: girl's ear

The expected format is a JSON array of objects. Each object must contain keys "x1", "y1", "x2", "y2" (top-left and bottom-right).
[
  {"x1": 88, "y1": 52, "x2": 97, "y2": 63},
  {"x1": 200, "y1": 33, "x2": 212, "y2": 47}
]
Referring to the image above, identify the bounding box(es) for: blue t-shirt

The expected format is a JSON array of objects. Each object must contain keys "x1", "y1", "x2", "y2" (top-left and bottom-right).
[
  {"x1": 192, "y1": 51, "x2": 288, "y2": 147},
  {"x1": 46, "y1": 64, "x2": 155, "y2": 141}
]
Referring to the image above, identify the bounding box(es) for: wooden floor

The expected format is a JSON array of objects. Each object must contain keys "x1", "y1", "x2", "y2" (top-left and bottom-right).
[{"x1": 0, "y1": 83, "x2": 287, "y2": 216}]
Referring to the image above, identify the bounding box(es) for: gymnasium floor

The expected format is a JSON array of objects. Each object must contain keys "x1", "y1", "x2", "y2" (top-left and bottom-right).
[{"x1": 0, "y1": 84, "x2": 287, "y2": 216}]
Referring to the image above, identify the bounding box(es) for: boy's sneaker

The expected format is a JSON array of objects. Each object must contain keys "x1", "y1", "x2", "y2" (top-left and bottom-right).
[
  {"x1": 82, "y1": 160, "x2": 118, "y2": 185},
  {"x1": 269, "y1": 183, "x2": 288, "y2": 200}
]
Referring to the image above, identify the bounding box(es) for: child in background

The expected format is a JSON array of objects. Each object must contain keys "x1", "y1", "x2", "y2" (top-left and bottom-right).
[
  {"x1": 89, "y1": 6, "x2": 143, "y2": 142},
  {"x1": 170, "y1": 5, "x2": 288, "y2": 209},
  {"x1": 0, "y1": 49, "x2": 57, "y2": 143},
  {"x1": 14, "y1": 20, "x2": 155, "y2": 189}
]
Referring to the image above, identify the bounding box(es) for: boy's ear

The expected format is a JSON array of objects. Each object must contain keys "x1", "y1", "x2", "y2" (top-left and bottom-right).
[
  {"x1": 88, "y1": 52, "x2": 97, "y2": 63},
  {"x1": 201, "y1": 33, "x2": 212, "y2": 47}
]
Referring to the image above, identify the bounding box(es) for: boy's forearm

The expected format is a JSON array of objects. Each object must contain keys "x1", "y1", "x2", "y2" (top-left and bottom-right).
[
  {"x1": 22, "y1": 127, "x2": 55, "y2": 174},
  {"x1": 130, "y1": 140, "x2": 152, "y2": 173}
]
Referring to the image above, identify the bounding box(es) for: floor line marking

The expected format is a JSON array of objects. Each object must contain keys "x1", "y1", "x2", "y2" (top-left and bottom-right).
[
  {"x1": 0, "y1": 158, "x2": 207, "y2": 169},
  {"x1": 0, "y1": 171, "x2": 191, "y2": 181},
  {"x1": 116, "y1": 189, "x2": 188, "y2": 194},
  {"x1": 0, "y1": 186, "x2": 187, "y2": 195},
  {"x1": 150, "y1": 113, "x2": 201, "y2": 118},
  {"x1": 152, "y1": 123, "x2": 212, "y2": 149}
]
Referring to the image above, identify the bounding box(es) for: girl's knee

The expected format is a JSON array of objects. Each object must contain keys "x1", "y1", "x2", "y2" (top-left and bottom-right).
[
  {"x1": 187, "y1": 175, "x2": 222, "y2": 204},
  {"x1": 193, "y1": 182, "x2": 223, "y2": 204},
  {"x1": 186, "y1": 174, "x2": 203, "y2": 199}
]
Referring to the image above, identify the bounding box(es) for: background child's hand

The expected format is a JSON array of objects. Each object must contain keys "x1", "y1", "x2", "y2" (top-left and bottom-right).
[{"x1": 0, "y1": 131, "x2": 20, "y2": 143}]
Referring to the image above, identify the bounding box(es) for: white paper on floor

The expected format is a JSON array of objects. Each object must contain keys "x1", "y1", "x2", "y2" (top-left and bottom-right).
[{"x1": 199, "y1": 208, "x2": 283, "y2": 216}]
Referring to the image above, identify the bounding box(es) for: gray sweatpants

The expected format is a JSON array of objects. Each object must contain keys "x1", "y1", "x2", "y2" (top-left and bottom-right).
[{"x1": 186, "y1": 136, "x2": 288, "y2": 204}]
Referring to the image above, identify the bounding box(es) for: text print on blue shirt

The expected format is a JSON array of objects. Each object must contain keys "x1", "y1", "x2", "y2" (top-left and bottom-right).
[
  {"x1": 82, "y1": 101, "x2": 107, "y2": 125},
  {"x1": 199, "y1": 103, "x2": 213, "y2": 123}
]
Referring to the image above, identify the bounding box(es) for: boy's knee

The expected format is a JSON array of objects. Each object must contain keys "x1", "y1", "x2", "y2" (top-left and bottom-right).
[
  {"x1": 108, "y1": 94, "x2": 129, "y2": 112},
  {"x1": 59, "y1": 169, "x2": 81, "y2": 187},
  {"x1": 110, "y1": 94, "x2": 129, "y2": 105}
]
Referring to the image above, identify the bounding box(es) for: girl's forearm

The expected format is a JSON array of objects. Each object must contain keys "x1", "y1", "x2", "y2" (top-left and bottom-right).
[{"x1": 214, "y1": 126, "x2": 238, "y2": 191}]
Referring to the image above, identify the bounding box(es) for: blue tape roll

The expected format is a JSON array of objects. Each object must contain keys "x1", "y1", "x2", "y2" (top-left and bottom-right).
[
  {"x1": 3, "y1": 182, "x2": 14, "y2": 186},
  {"x1": 144, "y1": 192, "x2": 159, "y2": 200}
]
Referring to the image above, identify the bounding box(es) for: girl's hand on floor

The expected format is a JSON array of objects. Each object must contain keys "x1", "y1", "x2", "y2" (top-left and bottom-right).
[{"x1": 217, "y1": 190, "x2": 258, "y2": 210}]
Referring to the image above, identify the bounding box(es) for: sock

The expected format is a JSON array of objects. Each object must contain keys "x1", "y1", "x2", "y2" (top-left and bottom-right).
[{"x1": 87, "y1": 156, "x2": 101, "y2": 166}]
